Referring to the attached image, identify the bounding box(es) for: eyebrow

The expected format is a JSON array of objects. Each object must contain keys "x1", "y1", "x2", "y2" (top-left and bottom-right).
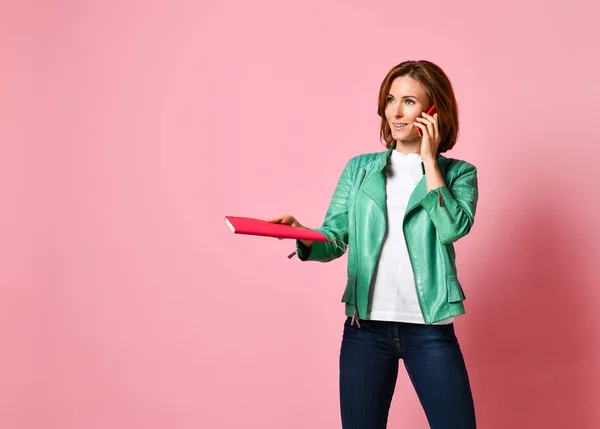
[{"x1": 388, "y1": 94, "x2": 418, "y2": 100}]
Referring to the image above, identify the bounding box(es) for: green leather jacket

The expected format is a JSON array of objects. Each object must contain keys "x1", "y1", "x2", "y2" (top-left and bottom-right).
[{"x1": 296, "y1": 145, "x2": 479, "y2": 325}]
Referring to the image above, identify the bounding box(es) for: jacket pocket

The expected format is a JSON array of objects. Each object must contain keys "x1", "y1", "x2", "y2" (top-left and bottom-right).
[{"x1": 446, "y1": 277, "x2": 466, "y2": 303}]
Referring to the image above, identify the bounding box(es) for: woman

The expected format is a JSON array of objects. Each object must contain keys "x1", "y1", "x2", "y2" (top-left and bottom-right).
[{"x1": 269, "y1": 60, "x2": 478, "y2": 429}]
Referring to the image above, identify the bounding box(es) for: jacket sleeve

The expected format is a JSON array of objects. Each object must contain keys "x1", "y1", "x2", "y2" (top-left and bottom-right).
[
  {"x1": 420, "y1": 162, "x2": 479, "y2": 244},
  {"x1": 295, "y1": 159, "x2": 352, "y2": 262}
]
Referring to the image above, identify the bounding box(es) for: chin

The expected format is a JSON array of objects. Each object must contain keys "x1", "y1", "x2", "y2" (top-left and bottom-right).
[{"x1": 398, "y1": 134, "x2": 420, "y2": 144}]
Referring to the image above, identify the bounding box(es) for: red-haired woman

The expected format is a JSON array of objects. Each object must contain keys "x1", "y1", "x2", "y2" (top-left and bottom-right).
[{"x1": 270, "y1": 60, "x2": 478, "y2": 429}]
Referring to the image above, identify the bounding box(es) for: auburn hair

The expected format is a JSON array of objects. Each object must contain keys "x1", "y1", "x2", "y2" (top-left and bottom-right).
[{"x1": 377, "y1": 60, "x2": 459, "y2": 153}]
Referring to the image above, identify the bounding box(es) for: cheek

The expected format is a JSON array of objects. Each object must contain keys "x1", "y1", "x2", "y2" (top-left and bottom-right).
[
  {"x1": 384, "y1": 104, "x2": 401, "y2": 121},
  {"x1": 404, "y1": 106, "x2": 420, "y2": 120},
  {"x1": 384, "y1": 105, "x2": 393, "y2": 120}
]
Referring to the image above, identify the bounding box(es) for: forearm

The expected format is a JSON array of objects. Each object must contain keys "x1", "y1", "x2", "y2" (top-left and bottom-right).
[
  {"x1": 420, "y1": 161, "x2": 479, "y2": 244},
  {"x1": 296, "y1": 160, "x2": 352, "y2": 262},
  {"x1": 296, "y1": 225, "x2": 346, "y2": 262}
]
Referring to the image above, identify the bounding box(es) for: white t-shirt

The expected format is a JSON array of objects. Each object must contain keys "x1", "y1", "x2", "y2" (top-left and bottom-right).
[{"x1": 368, "y1": 150, "x2": 453, "y2": 325}]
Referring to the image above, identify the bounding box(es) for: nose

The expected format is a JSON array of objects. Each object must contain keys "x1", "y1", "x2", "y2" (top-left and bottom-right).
[{"x1": 393, "y1": 103, "x2": 403, "y2": 117}]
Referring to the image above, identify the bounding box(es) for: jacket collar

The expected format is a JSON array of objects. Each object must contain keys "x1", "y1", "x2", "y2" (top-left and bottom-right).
[
  {"x1": 365, "y1": 143, "x2": 447, "y2": 216},
  {"x1": 378, "y1": 143, "x2": 446, "y2": 176}
]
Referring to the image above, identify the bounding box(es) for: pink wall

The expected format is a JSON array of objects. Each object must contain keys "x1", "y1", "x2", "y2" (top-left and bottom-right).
[{"x1": 2, "y1": 0, "x2": 599, "y2": 428}]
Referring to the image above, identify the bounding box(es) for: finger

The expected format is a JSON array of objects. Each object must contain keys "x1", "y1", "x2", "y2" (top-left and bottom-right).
[
  {"x1": 276, "y1": 215, "x2": 297, "y2": 226},
  {"x1": 420, "y1": 112, "x2": 438, "y2": 124},
  {"x1": 432, "y1": 113, "x2": 439, "y2": 139},
  {"x1": 413, "y1": 121, "x2": 428, "y2": 137},
  {"x1": 267, "y1": 215, "x2": 283, "y2": 223},
  {"x1": 416, "y1": 116, "x2": 435, "y2": 137},
  {"x1": 415, "y1": 117, "x2": 433, "y2": 127},
  {"x1": 426, "y1": 118, "x2": 434, "y2": 137}
]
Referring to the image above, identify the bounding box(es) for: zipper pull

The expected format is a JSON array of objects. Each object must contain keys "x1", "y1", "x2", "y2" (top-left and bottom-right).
[
  {"x1": 351, "y1": 308, "x2": 361, "y2": 328},
  {"x1": 438, "y1": 191, "x2": 444, "y2": 207},
  {"x1": 287, "y1": 250, "x2": 297, "y2": 259}
]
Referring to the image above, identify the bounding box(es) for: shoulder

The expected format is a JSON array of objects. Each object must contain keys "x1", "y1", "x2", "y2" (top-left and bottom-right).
[
  {"x1": 439, "y1": 156, "x2": 478, "y2": 191},
  {"x1": 439, "y1": 155, "x2": 477, "y2": 175},
  {"x1": 337, "y1": 151, "x2": 386, "y2": 181},
  {"x1": 346, "y1": 150, "x2": 386, "y2": 171}
]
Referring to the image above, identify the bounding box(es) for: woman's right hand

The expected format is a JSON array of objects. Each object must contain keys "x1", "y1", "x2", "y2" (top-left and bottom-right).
[{"x1": 267, "y1": 214, "x2": 313, "y2": 249}]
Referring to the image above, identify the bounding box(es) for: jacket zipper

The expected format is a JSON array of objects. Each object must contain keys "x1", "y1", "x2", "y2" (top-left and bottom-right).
[
  {"x1": 350, "y1": 168, "x2": 366, "y2": 328},
  {"x1": 351, "y1": 308, "x2": 361, "y2": 328},
  {"x1": 437, "y1": 190, "x2": 455, "y2": 224}
]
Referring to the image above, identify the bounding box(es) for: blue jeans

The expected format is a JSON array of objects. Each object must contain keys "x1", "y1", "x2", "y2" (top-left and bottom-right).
[{"x1": 340, "y1": 317, "x2": 476, "y2": 428}]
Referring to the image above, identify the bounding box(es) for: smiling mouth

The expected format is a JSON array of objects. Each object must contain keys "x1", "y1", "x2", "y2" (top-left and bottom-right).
[{"x1": 392, "y1": 123, "x2": 408, "y2": 130}]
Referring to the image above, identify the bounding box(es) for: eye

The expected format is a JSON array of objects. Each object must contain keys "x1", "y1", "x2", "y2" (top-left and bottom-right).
[
  {"x1": 386, "y1": 96, "x2": 395, "y2": 104},
  {"x1": 404, "y1": 99, "x2": 415, "y2": 105}
]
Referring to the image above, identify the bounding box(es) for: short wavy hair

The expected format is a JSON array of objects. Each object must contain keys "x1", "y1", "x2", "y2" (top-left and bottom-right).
[{"x1": 377, "y1": 60, "x2": 459, "y2": 153}]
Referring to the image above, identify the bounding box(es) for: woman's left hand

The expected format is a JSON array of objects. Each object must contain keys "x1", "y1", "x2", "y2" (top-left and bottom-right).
[{"x1": 414, "y1": 112, "x2": 440, "y2": 162}]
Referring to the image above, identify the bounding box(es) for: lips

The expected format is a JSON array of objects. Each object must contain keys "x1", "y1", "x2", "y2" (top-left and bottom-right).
[{"x1": 392, "y1": 123, "x2": 408, "y2": 130}]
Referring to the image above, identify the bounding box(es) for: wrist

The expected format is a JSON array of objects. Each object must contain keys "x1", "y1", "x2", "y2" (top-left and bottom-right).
[
  {"x1": 300, "y1": 239, "x2": 313, "y2": 249},
  {"x1": 422, "y1": 157, "x2": 438, "y2": 167}
]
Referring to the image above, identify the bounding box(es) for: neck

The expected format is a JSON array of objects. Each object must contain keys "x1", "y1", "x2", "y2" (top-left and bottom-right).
[{"x1": 394, "y1": 137, "x2": 421, "y2": 155}]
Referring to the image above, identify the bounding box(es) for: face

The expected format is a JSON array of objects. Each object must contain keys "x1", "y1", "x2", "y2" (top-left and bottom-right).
[{"x1": 384, "y1": 76, "x2": 432, "y2": 142}]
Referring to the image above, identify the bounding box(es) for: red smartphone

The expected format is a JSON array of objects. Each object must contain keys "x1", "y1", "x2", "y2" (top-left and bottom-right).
[{"x1": 416, "y1": 105, "x2": 437, "y2": 137}]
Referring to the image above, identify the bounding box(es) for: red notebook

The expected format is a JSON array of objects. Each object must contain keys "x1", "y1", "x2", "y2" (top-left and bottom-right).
[{"x1": 224, "y1": 216, "x2": 329, "y2": 242}]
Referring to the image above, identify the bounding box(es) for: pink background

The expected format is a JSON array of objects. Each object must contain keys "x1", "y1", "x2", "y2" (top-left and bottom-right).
[{"x1": 2, "y1": 0, "x2": 600, "y2": 428}]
